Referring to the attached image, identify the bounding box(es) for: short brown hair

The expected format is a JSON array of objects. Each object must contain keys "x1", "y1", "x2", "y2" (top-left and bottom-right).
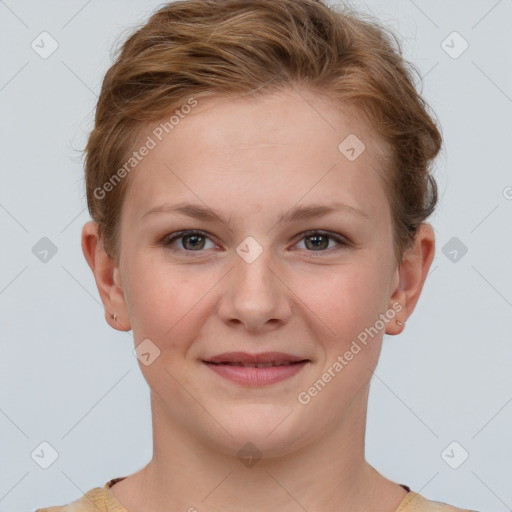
[{"x1": 83, "y1": 0, "x2": 442, "y2": 265}]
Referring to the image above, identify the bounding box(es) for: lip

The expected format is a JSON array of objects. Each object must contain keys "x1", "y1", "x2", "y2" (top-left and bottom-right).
[
  {"x1": 202, "y1": 352, "x2": 310, "y2": 387},
  {"x1": 204, "y1": 351, "x2": 308, "y2": 365}
]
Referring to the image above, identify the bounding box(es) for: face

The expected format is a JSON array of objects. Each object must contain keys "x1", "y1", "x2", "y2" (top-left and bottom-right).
[{"x1": 105, "y1": 88, "x2": 406, "y2": 456}]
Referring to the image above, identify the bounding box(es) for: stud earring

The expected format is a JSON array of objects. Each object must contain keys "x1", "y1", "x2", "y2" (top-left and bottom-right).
[
  {"x1": 396, "y1": 319, "x2": 405, "y2": 327},
  {"x1": 111, "y1": 313, "x2": 117, "y2": 322}
]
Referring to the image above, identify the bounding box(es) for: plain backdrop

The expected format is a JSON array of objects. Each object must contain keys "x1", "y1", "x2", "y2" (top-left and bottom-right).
[{"x1": 1, "y1": 1, "x2": 511, "y2": 511}]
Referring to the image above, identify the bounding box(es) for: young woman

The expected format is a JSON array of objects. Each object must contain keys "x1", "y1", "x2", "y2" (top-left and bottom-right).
[{"x1": 37, "y1": 0, "x2": 480, "y2": 510}]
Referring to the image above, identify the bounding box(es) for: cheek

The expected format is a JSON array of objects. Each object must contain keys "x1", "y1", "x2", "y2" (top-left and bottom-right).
[
  {"x1": 125, "y1": 258, "x2": 218, "y2": 343},
  {"x1": 313, "y1": 266, "x2": 386, "y2": 345},
  {"x1": 306, "y1": 279, "x2": 386, "y2": 411}
]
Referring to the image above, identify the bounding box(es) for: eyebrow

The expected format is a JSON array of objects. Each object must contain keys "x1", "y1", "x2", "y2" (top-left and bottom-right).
[{"x1": 142, "y1": 201, "x2": 369, "y2": 224}]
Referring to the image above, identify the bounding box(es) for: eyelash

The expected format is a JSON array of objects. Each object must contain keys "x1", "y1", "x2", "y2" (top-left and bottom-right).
[{"x1": 161, "y1": 229, "x2": 351, "y2": 256}]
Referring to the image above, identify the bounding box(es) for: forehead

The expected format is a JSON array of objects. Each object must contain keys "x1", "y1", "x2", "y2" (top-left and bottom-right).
[{"x1": 122, "y1": 88, "x2": 391, "y2": 222}]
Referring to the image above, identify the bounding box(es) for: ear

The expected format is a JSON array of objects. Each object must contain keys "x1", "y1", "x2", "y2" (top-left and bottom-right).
[
  {"x1": 386, "y1": 222, "x2": 435, "y2": 335},
  {"x1": 81, "y1": 221, "x2": 131, "y2": 331}
]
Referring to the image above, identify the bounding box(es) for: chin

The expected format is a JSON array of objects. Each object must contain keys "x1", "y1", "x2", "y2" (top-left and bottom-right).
[{"x1": 206, "y1": 403, "x2": 312, "y2": 458}]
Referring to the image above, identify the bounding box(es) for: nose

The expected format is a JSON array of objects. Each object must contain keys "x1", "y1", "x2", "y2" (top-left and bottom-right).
[{"x1": 217, "y1": 248, "x2": 293, "y2": 333}]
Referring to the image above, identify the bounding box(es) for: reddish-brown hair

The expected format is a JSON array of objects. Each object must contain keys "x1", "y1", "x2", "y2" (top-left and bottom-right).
[{"x1": 83, "y1": 0, "x2": 442, "y2": 265}]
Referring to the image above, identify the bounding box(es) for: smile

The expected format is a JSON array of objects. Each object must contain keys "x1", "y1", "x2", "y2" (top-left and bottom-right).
[{"x1": 203, "y1": 360, "x2": 309, "y2": 386}]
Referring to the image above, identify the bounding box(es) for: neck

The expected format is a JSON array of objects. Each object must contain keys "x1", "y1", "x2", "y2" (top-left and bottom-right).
[{"x1": 113, "y1": 385, "x2": 406, "y2": 512}]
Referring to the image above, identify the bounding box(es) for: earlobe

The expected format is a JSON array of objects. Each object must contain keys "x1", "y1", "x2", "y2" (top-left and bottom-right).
[{"x1": 81, "y1": 221, "x2": 131, "y2": 332}]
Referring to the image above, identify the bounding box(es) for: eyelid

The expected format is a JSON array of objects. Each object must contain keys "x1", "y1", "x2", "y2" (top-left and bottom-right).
[
  {"x1": 161, "y1": 229, "x2": 351, "y2": 254},
  {"x1": 297, "y1": 229, "x2": 350, "y2": 244},
  {"x1": 291, "y1": 230, "x2": 351, "y2": 254},
  {"x1": 161, "y1": 229, "x2": 219, "y2": 253}
]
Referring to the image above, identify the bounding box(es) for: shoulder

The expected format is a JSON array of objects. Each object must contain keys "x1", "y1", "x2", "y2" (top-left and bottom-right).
[
  {"x1": 398, "y1": 491, "x2": 482, "y2": 512},
  {"x1": 35, "y1": 487, "x2": 119, "y2": 512}
]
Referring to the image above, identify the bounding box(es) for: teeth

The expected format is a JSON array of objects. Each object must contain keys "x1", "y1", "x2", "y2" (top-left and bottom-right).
[{"x1": 219, "y1": 361, "x2": 296, "y2": 368}]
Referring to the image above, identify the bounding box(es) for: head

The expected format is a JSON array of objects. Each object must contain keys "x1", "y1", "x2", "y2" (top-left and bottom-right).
[{"x1": 82, "y1": 0, "x2": 441, "y2": 456}]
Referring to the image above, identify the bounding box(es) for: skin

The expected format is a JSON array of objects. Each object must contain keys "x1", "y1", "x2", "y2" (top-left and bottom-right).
[{"x1": 82, "y1": 87, "x2": 435, "y2": 512}]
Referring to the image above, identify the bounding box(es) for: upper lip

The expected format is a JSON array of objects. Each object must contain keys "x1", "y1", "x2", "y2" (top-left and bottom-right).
[{"x1": 203, "y1": 352, "x2": 309, "y2": 365}]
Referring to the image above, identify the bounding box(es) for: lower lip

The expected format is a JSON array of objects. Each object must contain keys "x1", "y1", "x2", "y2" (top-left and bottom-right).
[{"x1": 203, "y1": 361, "x2": 308, "y2": 386}]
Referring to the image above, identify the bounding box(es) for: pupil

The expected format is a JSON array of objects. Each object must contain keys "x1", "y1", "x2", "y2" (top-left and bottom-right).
[
  {"x1": 184, "y1": 234, "x2": 204, "y2": 250},
  {"x1": 307, "y1": 235, "x2": 327, "y2": 250}
]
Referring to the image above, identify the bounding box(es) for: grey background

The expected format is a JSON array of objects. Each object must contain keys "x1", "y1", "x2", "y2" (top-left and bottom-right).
[{"x1": 1, "y1": 1, "x2": 511, "y2": 511}]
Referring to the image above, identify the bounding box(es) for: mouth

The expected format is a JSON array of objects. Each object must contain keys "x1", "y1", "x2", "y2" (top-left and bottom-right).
[
  {"x1": 206, "y1": 360, "x2": 307, "y2": 368},
  {"x1": 202, "y1": 352, "x2": 310, "y2": 386}
]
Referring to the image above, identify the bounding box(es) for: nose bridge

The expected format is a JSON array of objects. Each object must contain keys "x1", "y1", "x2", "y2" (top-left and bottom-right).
[
  {"x1": 233, "y1": 243, "x2": 279, "y2": 301},
  {"x1": 218, "y1": 240, "x2": 291, "y2": 330}
]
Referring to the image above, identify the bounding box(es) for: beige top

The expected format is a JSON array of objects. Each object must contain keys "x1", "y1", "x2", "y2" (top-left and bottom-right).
[{"x1": 35, "y1": 477, "x2": 480, "y2": 512}]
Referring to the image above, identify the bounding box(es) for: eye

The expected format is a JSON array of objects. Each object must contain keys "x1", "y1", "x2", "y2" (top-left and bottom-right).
[
  {"x1": 162, "y1": 230, "x2": 217, "y2": 254},
  {"x1": 161, "y1": 229, "x2": 351, "y2": 256},
  {"x1": 294, "y1": 230, "x2": 351, "y2": 253}
]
